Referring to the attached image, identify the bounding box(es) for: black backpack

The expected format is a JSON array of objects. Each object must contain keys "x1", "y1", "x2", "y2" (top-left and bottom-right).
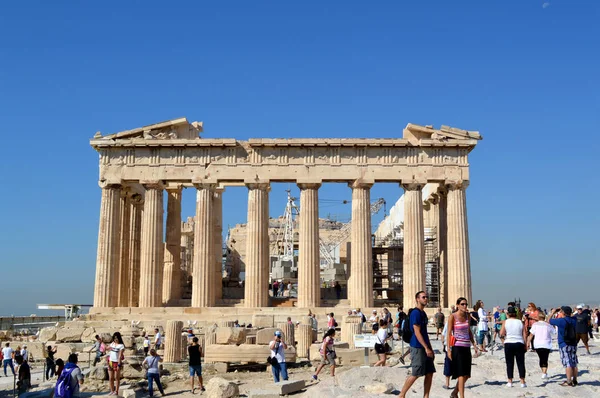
[
  {"x1": 361, "y1": 313, "x2": 367, "y2": 323},
  {"x1": 401, "y1": 308, "x2": 415, "y2": 343},
  {"x1": 564, "y1": 320, "x2": 577, "y2": 346}
]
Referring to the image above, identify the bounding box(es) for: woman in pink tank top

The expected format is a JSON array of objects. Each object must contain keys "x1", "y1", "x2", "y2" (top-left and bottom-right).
[{"x1": 447, "y1": 297, "x2": 480, "y2": 398}]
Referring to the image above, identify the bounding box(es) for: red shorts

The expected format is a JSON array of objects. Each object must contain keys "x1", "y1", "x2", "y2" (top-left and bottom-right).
[{"x1": 109, "y1": 361, "x2": 120, "y2": 371}]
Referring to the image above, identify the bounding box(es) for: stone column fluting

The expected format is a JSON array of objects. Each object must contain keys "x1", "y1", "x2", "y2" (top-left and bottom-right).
[
  {"x1": 128, "y1": 194, "x2": 143, "y2": 307},
  {"x1": 446, "y1": 181, "x2": 472, "y2": 304},
  {"x1": 341, "y1": 316, "x2": 363, "y2": 349},
  {"x1": 244, "y1": 183, "x2": 270, "y2": 307},
  {"x1": 164, "y1": 320, "x2": 184, "y2": 363},
  {"x1": 117, "y1": 191, "x2": 131, "y2": 307},
  {"x1": 163, "y1": 187, "x2": 182, "y2": 305},
  {"x1": 192, "y1": 184, "x2": 215, "y2": 307},
  {"x1": 138, "y1": 182, "x2": 164, "y2": 308},
  {"x1": 297, "y1": 183, "x2": 321, "y2": 308},
  {"x1": 437, "y1": 190, "x2": 448, "y2": 308},
  {"x1": 93, "y1": 183, "x2": 122, "y2": 307},
  {"x1": 213, "y1": 188, "x2": 224, "y2": 303},
  {"x1": 297, "y1": 324, "x2": 313, "y2": 359},
  {"x1": 276, "y1": 322, "x2": 295, "y2": 347},
  {"x1": 402, "y1": 183, "x2": 426, "y2": 310},
  {"x1": 348, "y1": 181, "x2": 373, "y2": 309}
]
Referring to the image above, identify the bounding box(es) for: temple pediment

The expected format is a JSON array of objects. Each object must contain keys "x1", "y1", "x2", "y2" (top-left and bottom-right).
[
  {"x1": 93, "y1": 117, "x2": 203, "y2": 140},
  {"x1": 403, "y1": 123, "x2": 482, "y2": 145}
]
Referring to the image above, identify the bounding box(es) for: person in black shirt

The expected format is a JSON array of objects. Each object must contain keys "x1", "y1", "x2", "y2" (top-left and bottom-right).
[
  {"x1": 469, "y1": 307, "x2": 479, "y2": 339},
  {"x1": 16, "y1": 355, "x2": 31, "y2": 394},
  {"x1": 188, "y1": 337, "x2": 204, "y2": 393},
  {"x1": 574, "y1": 305, "x2": 591, "y2": 355}
]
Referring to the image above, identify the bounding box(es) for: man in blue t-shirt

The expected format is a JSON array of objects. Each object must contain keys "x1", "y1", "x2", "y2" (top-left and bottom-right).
[
  {"x1": 399, "y1": 291, "x2": 435, "y2": 398},
  {"x1": 549, "y1": 306, "x2": 579, "y2": 386}
]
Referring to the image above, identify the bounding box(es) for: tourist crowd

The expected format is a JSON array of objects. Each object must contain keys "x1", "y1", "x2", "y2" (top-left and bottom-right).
[{"x1": 4, "y1": 298, "x2": 598, "y2": 397}]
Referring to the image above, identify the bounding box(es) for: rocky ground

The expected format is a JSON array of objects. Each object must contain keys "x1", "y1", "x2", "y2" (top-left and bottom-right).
[{"x1": 1, "y1": 339, "x2": 599, "y2": 397}]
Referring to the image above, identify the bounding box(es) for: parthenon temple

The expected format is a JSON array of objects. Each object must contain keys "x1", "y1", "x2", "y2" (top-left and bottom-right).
[{"x1": 90, "y1": 117, "x2": 481, "y2": 313}]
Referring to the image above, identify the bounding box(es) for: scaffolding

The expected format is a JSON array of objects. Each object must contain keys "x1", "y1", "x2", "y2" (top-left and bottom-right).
[
  {"x1": 371, "y1": 227, "x2": 441, "y2": 306},
  {"x1": 424, "y1": 227, "x2": 440, "y2": 308}
]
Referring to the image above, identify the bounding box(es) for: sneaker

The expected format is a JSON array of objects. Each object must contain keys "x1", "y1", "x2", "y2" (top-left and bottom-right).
[
  {"x1": 506, "y1": 382, "x2": 513, "y2": 388},
  {"x1": 520, "y1": 383, "x2": 527, "y2": 388},
  {"x1": 542, "y1": 374, "x2": 548, "y2": 379},
  {"x1": 200, "y1": 387, "x2": 205, "y2": 392},
  {"x1": 312, "y1": 375, "x2": 318, "y2": 381}
]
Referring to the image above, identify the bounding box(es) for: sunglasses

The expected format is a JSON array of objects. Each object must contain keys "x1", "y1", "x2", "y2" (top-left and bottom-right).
[
  {"x1": 459, "y1": 303, "x2": 468, "y2": 306},
  {"x1": 420, "y1": 296, "x2": 429, "y2": 299}
]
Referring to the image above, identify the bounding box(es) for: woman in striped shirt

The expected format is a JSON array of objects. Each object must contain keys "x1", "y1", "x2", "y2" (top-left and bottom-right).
[{"x1": 447, "y1": 297, "x2": 480, "y2": 398}]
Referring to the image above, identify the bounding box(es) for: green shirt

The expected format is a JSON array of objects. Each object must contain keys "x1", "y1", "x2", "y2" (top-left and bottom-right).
[{"x1": 499, "y1": 313, "x2": 507, "y2": 321}]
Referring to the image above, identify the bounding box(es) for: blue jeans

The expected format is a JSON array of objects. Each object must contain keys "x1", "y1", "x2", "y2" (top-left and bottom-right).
[
  {"x1": 271, "y1": 361, "x2": 288, "y2": 383},
  {"x1": 3, "y1": 359, "x2": 15, "y2": 376},
  {"x1": 147, "y1": 373, "x2": 164, "y2": 396},
  {"x1": 477, "y1": 331, "x2": 487, "y2": 345}
]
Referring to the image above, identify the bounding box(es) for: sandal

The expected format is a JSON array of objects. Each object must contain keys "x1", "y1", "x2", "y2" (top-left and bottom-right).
[{"x1": 559, "y1": 381, "x2": 573, "y2": 387}]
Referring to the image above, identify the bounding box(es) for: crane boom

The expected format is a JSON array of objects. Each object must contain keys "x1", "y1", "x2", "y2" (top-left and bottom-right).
[{"x1": 319, "y1": 198, "x2": 386, "y2": 268}]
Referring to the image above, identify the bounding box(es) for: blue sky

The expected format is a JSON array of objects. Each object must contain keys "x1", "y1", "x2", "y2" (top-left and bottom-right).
[{"x1": 1, "y1": 1, "x2": 598, "y2": 315}]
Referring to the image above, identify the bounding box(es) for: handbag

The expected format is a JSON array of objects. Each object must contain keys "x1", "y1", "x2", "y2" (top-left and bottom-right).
[
  {"x1": 449, "y1": 334, "x2": 456, "y2": 347},
  {"x1": 377, "y1": 334, "x2": 392, "y2": 353}
]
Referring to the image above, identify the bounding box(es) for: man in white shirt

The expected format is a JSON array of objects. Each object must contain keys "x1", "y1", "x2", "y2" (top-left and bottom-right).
[
  {"x1": 154, "y1": 328, "x2": 162, "y2": 350},
  {"x1": 2, "y1": 343, "x2": 15, "y2": 376},
  {"x1": 20, "y1": 345, "x2": 29, "y2": 363}
]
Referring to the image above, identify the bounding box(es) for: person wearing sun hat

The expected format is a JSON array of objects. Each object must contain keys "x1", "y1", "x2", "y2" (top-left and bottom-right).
[
  {"x1": 269, "y1": 331, "x2": 288, "y2": 382},
  {"x1": 574, "y1": 304, "x2": 591, "y2": 355}
]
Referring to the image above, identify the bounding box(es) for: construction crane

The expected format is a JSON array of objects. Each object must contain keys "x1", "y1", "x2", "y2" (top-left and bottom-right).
[
  {"x1": 270, "y1": 190, "x2": 299, "y2": 266},
  {"x1": 319, "y1": 198, "x2": 386, "y2": 269},
  {"x1": 269, "y1": 192, "x2": 386, "y2": 270}
]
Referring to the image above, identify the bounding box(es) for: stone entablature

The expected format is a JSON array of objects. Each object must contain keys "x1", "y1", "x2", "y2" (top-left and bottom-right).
[{"x1": 91, "y1": 121, "x2": 479, "y2": 185}]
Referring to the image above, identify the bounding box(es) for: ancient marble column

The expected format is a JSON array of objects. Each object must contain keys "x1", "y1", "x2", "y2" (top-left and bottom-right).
[
  {"x1": 213, "y1": 188, "x2": 224, "y2": 303},
  {"x1": 128, "y1": 194, "x2": 143, "y2": 307},
  {"x1": 297, "y1": 324, "x2": 313, "y2": 359},
  {"x1": 297, "y1": 183, "x2": 321, "y2": 308},
  {"x1": 191, "y1": 184, "x2": 215, "y2": 307},
  {"x1": 276, "y1": 322, "x2": 295, "y2": 347},
  {"x1": 163, "y1": 187, "x2": 182, "y2": 305},
  {"x1": 348, "y1": 181, "x2": 373, "y2": 309},
  {"x1": 403, "y1": 183, "x2": 426, "y2": 310},
  {"x1": 138, "y1": 182, "x2": 164, "y2": 308},
  {"x1": 437, "y1": 191, "x2": 448, "y2": 308},
  {"x1": 341, "y1": 316, "x2": 362, "y2": 348},
  {"x1": 244, "y1": 183, "x2": 270, "y2": 308},
  {"x1": 446, "y1": 182, "x2": 472, "y2": 304},
  {"x1": 164, "y1": 320, "x2": 184, "y2": 363},
  {"x1": 117, "y1": 192, "x2": 131, "y2": 307},
  {"x1": 93, "y1": 183, "x2": 121, "y2": 307}
]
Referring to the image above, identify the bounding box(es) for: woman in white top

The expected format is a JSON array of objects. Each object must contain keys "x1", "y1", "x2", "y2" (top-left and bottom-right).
[
  {"x1": 108, "y1": 332, "x2": 125, "y2": 396},
  {"x1": 500, "y1": 306, "x2": 528, "y2": 388},
  {"x1": 374, "y1": 319, "x2": 390, "y2": 366},
  {"x1": 526, "y1": 312, "x2": 556, "y2": 379},
  {"x1": 476, "y1": 302, "x2": 489, "y2": 352},
  {"x1": 369, "y1": 310, "x2": 379, "y2": 328},
  {"x1": 142, "y1": 349, "x2": 164, "y2": 397}
]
